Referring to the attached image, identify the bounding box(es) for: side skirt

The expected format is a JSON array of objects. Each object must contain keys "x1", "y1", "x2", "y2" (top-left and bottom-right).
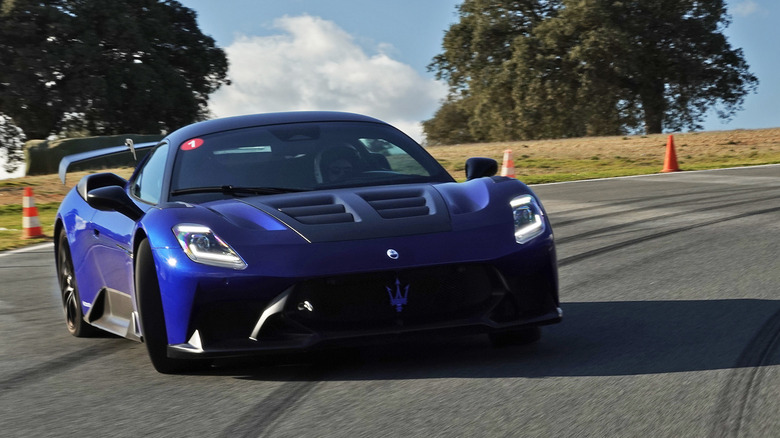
[{"x1": 84, "y1": 288, "x2": 142, "y2": 342}]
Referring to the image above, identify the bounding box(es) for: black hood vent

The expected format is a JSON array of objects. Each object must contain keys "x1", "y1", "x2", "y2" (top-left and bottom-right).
[
  {"x1": 267, "y1": 195, "x2": 355, "y2": 225},
  {"x1": 241, "y1": 185, "x2": 451, "y2": 243},
  {"x1": 360, "y1": 190, "x2": 430, "y2": 219}
]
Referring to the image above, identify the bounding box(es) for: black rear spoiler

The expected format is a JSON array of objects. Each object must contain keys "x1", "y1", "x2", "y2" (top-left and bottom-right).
[{"x1": 59, "y1": 139, "x2": 158, "y2": 184}]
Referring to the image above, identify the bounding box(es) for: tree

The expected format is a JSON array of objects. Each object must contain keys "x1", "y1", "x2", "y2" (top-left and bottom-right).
[
  {"x1": 509, "y1": 1, "x2": 642, "y2": 138},
  {"x1": 426, "y1": 0, "x2": 758, "y2": 143},
  {"x1": 0, "y1": 113, "x2": 25, "y2": 173},
  {"x1": 421, "y1": 97, "x2": 476, "y2": 145},
  {"x1": 0, "y1": 0, "x2": 228, "y2": 139},
  {"x1": 0, "y1": 0, "x2": 69, "y2": 139},
  {"x1": 428, "y1": 0, "x2": 559, "y2": 142}
]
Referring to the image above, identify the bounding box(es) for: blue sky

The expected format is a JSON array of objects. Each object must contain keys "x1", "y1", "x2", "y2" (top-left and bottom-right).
[
  {"x1": 176, "y1": 0, "x2": 462, "y2": 142},
  {"x1": 177, "y1": 0, "x2": 778, "y2": 141},
  {"x1": 714, "y1": 1, "x2": 778, "y2": 131}
]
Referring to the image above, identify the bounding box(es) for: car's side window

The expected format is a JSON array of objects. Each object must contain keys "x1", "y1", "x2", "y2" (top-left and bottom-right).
[{"x1": 131, "y1": 143, "x2": 169, "y2": 204}]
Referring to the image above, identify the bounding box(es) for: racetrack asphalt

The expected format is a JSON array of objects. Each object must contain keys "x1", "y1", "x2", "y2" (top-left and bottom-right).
[{"x1": 1, "y1": 165, "x2": 778, "y2": 437}]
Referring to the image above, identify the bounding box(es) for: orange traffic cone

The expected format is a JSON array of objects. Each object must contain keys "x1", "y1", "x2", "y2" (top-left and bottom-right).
[
  {"x1": 661, "y1": 135, "x2": 680, "y2": 172},
  {"x1": 22, "y1": 187, "x2": 44, "y2": 239},
  {"x1": 500, "y1": 149, "x2": 515, "y2": 178}
]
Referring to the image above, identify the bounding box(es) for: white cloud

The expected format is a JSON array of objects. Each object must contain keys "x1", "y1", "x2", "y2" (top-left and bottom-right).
[
  {"x1": 208, "y1": 15, "x2": 447, "y2": 142},
  {"x1": 732, "y1": 1, "x2": 759, "y2": 17}
]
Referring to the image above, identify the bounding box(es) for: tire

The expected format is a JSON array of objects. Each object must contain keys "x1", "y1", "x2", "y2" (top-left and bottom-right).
[
  {"x1": 489, "y1": 326, "x2": 541, "y2": 347},
  {"x1": 57, "y1": 231, "x2": 99, "y2": 337},
  {"x1": 135, "y1": 238, "x2": 201, "y2": 374}
]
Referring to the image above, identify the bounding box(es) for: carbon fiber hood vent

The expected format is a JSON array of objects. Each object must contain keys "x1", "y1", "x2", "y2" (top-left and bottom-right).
[{"x1": 240, "y1": 185, "x2": 452, "y2": 243}]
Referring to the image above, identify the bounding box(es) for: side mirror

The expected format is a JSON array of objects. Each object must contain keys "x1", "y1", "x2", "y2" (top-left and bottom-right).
[
  {"x1": 465, "y1": 157, "x2": 498, "y2": 180},
  {"x1": 86, "y1": 186, "x2": 144, "y2": 221}
]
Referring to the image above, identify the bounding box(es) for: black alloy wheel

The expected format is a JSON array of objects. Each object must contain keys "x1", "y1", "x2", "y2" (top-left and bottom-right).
[{"x1": 57, "y1": 231, "x2": 99, "y2": 337}]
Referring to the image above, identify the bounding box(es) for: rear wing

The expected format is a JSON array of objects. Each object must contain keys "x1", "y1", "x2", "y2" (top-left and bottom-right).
[{"x1": 59, "y1": 139, "x2": 158, "y2": 184}]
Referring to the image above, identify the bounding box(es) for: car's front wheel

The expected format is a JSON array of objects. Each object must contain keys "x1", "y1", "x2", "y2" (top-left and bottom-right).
[
  {"x1": 135, "y1": 238, "x2": 201, "y2": 374},
  {"x1": 57, "y1": 231, "x2": 99, "y2": 337}
]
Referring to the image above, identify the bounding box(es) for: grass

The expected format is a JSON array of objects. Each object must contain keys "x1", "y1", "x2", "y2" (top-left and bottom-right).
[
  {"x1": 0, "y1": 203, "x2": 58, "y2": 251},
  {"x1": 0, "y1": 167, "x2": 134, "y2": 251},
  {"x1": 427, "y1": 128, "x2": 780, "y2": 183},
  {"x1": 1, "y1": 127, "x2": 779, "y2": 251}
]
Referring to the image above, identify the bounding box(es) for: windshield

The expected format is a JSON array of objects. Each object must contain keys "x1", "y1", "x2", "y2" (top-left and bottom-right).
[{"x1": 170, "y1": 121, "x2": 452, "y2": 200}]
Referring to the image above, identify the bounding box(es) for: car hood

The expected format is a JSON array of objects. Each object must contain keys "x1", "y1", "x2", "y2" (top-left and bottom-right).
[
  {"x1": 233, "y1": 184, "x2": 451, "y2": 243},
  {"x1": 205, "y1": 178, "x2": 530, "y2": 244}
]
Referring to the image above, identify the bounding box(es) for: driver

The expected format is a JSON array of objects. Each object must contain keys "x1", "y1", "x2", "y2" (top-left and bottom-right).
[
  {"x1": 318, "y1": 145, "x2": 360, "y2": 183},
  {"x1": 326, "y1": 157, "x2": 354, "y2": 182}
]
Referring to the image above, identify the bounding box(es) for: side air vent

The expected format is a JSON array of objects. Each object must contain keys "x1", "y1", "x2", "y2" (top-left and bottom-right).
[
  {"x1": 361, "y1": 190, "x2": 430, "y2": 219},
  {"x1": 270, "y1": 196, "x2": 354, "y2": 225}
]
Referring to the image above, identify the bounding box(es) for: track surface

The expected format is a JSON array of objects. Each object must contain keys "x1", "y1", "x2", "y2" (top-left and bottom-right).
[{"x1": 1, "y1": 165, "x2": 778, "y2": 437}]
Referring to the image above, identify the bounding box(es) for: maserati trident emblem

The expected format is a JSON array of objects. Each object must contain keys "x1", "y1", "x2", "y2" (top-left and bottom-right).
[
  {"x1": 386, "y1": 249, "x2": 399, "y2": 260},
  {"x1": 386, "y1": 277, "x2": 409, "y2": 312}
]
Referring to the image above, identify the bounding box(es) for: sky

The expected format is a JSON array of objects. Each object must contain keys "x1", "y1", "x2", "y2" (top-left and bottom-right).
[
  {"x1": 177, "y1": 0, "x2": 779, "y2": 140},
  {"x1": 2, "y1": 0, "x2": 778, "y2": 179},
  {"x1": 177, "y1": 0, "x2": 462, "y2": 142}
]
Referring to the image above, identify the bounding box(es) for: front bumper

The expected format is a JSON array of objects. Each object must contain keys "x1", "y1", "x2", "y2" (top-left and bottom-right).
[
  {"x1": 167, "y1": 260, "x2": 561, "y2": 360},
  {"x1": 168, "y1": 307, "x2": 563, "y2": 359}
]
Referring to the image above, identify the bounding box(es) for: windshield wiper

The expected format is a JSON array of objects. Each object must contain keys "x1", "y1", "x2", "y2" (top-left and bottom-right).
[{"x1": 170, "y1": 185, "x2": 306, "y2": 196}]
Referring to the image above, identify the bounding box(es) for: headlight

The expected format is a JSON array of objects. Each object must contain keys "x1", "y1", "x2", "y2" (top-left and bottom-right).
[
  {"x1": 173, "y1": 224, "x2": 247, "y2": 269},
  {"x1": 510, "y1": 195, "x2": 546, "y2": 244}
]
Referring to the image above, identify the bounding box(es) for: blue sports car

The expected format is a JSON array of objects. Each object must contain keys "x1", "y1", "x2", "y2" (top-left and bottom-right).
[{"x1": 54, "y1": 112, "x2": 561, "y2": 373}]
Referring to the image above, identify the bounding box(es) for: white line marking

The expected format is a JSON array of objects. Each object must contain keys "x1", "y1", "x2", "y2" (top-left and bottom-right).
[{"x1": 0, "y1": 242, "x2": 54, "y2": 258}]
